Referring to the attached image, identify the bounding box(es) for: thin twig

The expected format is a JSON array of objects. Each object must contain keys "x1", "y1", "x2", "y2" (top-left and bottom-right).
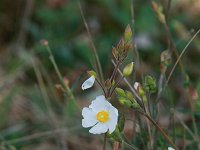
[
  {"x1": 78, "y1": 2, "x2": 104, "y2": 84},
  {"x1": 45, "y1": 45, "x2": 80, "y2": 112},
  {"x1": 165, "y1": 0, "x2": 172, "y2": 25},
  {"x1": 96, "y1": 78, "x2": 106, "y2": 95},
  {"x1": 3, "y1": 126, "x2": 80, "y2": 145},
  {"x1": 137, "y1": 110, "x2": 178, "y2": 150},
  {"x1": 110, "y1": 61, "x2": 121, "y2": 85},
  {"x1": 131, "y1": 0, "x2": 140, "y2": 82},
  {"x1": 166, "y1": 29, "x2": 200, "y2": 84},
  {"x1": 112, "y1": 60, "x2": 143, "y2": 108},
  {"x1": 107, "y1": 61, "x2": 121, "y2": 97},
  {"x1": 112, "y1": 60, "x2": 178, "y2": 149},
  {"x1": 31, "y1": 57, "x2": 67, "y2": 149},
  {"x1": 109, "y1": 76, "x2": 124, "y2": 97},
  {"x1": 174, "y1": 112, "x2": 196, "y2": 141}
]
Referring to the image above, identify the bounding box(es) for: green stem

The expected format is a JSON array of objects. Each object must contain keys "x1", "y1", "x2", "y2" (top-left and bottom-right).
[
  {"x1": 109, "y1": 76, "x2": 124, "y2": 97},
  {"x1": 45, "y1": 45, "x2": 79, "y2": 110},
  {"x1": 107, "y1": 61, "x2": 121, "y2": 98},
  {"x1": 138, "y1": 110, "x2": 178, "y2": 150},
  {"x1": 78, "y1": 2, "x2": 104, "y2": 84},
  {"x1": 96, "y1": 78, "x2": 106, "y2": 96}
]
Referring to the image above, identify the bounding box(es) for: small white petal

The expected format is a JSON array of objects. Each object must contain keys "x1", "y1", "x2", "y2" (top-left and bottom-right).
[
  {"x1": 82, "y1": 107, "x2": 94, "y2": 117},
  {"x1": 168, "y1": 147, "x2": 175, "y2": 150},
  {"x1": 82, "y1": 108, "x2": 97, "y2": 128},
  {"x1": 82, "y1": 118, "x2": 97, "y2": 128},
  {"x1": 82, "y1": 76, "x2": 95, "y2": 90},
  {"x1": 89, "y1": 122, "x2": 108, "y2": 134},
  {"x1": 89, "y1": 95, "x2": 112, "y2": 112},
  {"x1": 134, "y1": 82, "x2": 139, "y2": 90},
  {"x1": 106, "y1": 106, "x2": 118, "y2": 133}
]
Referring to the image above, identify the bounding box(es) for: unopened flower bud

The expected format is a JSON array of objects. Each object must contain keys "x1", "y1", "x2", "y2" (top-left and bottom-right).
[
  {"x1": 87, "y1": 70, "x2": 97, "y2": 78},
  {"x1": 40, "y1": 39, "x2": 49, "y2": 46},
  {"x1": 124, "y1": 24, "x2": 132, "y2": 42},
  {"x1": 144, "y1": 75, "x2": 157, "y2": 93},
  {"x1": 123, "y1": 62, "x2": 134, "y2": 77}
]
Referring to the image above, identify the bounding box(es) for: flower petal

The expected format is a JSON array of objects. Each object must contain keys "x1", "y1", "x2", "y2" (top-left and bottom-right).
[
  {"x1": 89, "y1": 95, "x2": 112, "y2": 112},
  {"x1": 134, "y1": 82, "x2": 139, "y2": 90},
  {"x1": 82, "y1": 108, "x2": 97, "y2": 128},
  {"x1": 106, "y1": 106, "x2": 118, "y2": 133},
  {"x1": 168, "y1": 147, "x2": 175, "y2": 150},
  {"x1": 82, "y1": 76, "x2": 95, "y2": 90},
  {"x1": 89, "y1": 122, "x2": 108, "y2": 134},
  {"x1": 82, "y1": 118, "x2": 97, "y2": 128}
]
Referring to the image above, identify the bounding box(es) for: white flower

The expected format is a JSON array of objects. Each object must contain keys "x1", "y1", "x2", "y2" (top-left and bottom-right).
[
  {"x1": 82, "y1": 76, "x2": 95, "y2": 90},
  {"x1": 82, "y1": 95, "x2": 118, "y2": 134},
  {"x1": 168, "y1": 147, "x2": 175, "y2": 150}
]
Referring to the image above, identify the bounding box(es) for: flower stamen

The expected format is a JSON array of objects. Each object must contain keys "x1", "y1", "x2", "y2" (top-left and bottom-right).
[{"x1": 96, "y1": 111, "x2": 109, "y2": 123}]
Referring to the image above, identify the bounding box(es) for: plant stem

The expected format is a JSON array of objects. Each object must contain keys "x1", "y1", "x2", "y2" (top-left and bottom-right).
[
  {"x1": 110, "y1": 61, "x2": 121, "y2": 84},
  {"x1": 78, "y1": 2, "x2": 104, "y2": 84},
  {"x1": 109, "y1": 76, "x2": 124, "y2": 97},
  {"x1": 103, "y1": 133, "x2": 107, "y2": 150},
  {"x1": 45, "y1": 45, "x2": 80, "y2": 112},
  {"x1": 107, "y1": 61, "x2": 121, "y2": 98},
  {"x1": 166, "y1": 29, "x2": 200, "y2": 84},
  {"x1": 112, "y1": 60, "x2": 143, "y2": 108},
  {"x1": 138, "y1": 110, "x2": 178, "y2": 150},
  {"x1": 96, "y1": 78, "x2": 106, "y2": 96}
]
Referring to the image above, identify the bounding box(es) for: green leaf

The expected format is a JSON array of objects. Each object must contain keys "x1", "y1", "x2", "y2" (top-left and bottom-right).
[
  {"x1": 118, "y1": 114, "x2": 125, "y2": 132},
  {"x1": 107, "y1": 126, "x2": 122, "y2": 142}
]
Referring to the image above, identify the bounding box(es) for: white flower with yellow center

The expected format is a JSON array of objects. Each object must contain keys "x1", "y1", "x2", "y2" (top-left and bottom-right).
[
  {"x1": 82, "y1": 75, "x2": 95, "y2": 90},
  {"x1": 82, "y1": 95, "x2": 118, "y2": 134}
]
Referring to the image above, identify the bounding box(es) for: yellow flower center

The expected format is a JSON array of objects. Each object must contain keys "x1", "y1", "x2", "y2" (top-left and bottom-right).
[{"x1": 96, "y1": 111, "x2": 109, "y2": 123}]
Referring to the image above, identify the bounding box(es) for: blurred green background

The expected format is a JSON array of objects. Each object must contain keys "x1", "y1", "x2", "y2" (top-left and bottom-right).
[{"x1": 0, "y1": 0, "x2": 200, "y2": 149}]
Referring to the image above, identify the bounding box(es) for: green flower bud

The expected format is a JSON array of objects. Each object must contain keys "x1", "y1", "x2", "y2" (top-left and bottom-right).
[
  {"x1": 87, "y1": 70, "x2": 97, "y2": 78},
  {"x1": 152, "y1": 1, "x2": 166, "y2": 24},
  {"x1": 112, "y1": 80, "x2": 115, "y2": 87},
  {"x1": 123, "y1": 62, "x2": 134, "y2": 77},
  {"x1": 144, "y1": 75, "x2": 157, "y2": 93},
  {"x1": 124, "y1": 24, "x2": 132, "y2": 42},
  {"x1": 112, "y1": 46, "x2": 118, "y2": 60},
  {"x1": 119, "y1": 97, "x2": 133, "y2": 108},
  {"x1": 134, "y1": 82, "x2": 146, "y2": 103},
  {"x1": 138, "y1": 86, "x2": 145, "y2": 97},
  {"x1": 160, "y1": 50, "x2": 171, "y2": 67},
  {"x1": 132, "y1": 101, "x2": 140, "y2": 109},
  {"x1": 126, "y1": 91, "x2": 134, "y2": 100},
  {"x1": 105, "y1": 79, "x2": 112, "y2": 88},
  {"x1": 115, "y1": 88, "x2": 126, "y2": 97},
  {"x1": 117, "y1": 38, "x2": 125, "y2": 54}
]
